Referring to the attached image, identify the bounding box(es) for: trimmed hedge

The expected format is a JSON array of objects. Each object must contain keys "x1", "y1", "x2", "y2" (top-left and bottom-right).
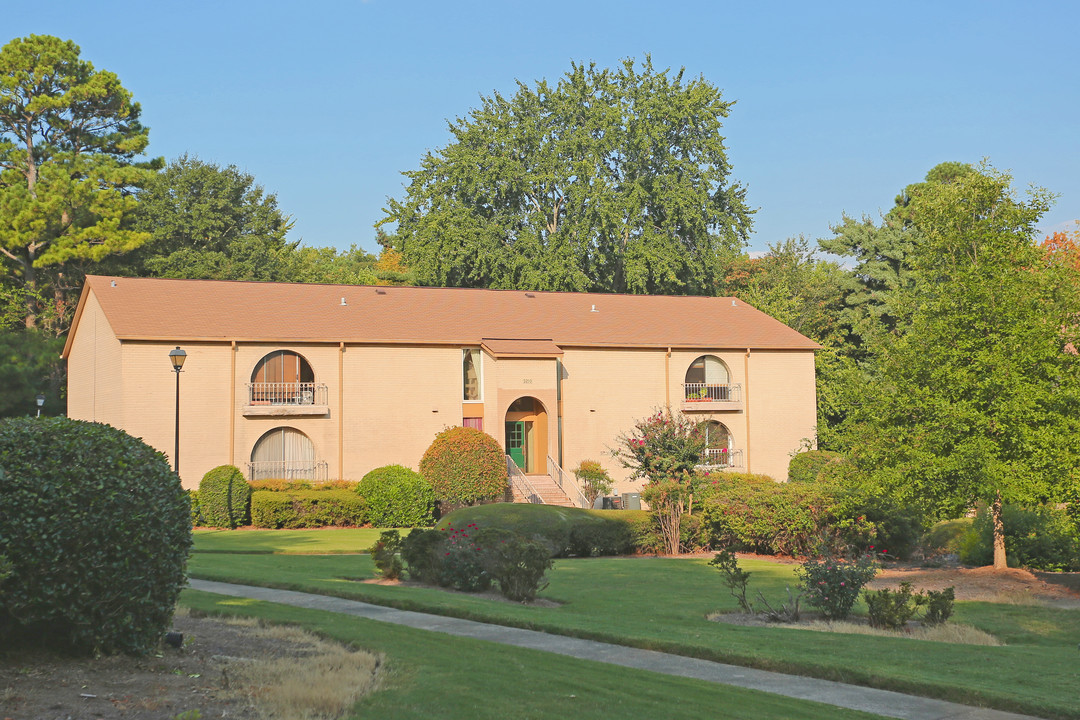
[
  {"x1": 198, "y1": 465, "x2": 251, "y2": 528},
  {"x1": 436, "y1": 503, "x2": 638, "y2": 557},
  {"x1": 250, "y1": 488, "x2": 366, "y2": 529},
  {"x1": 358, "y1": 464, "x2": 435, "y2": 527},
  {"x1": 0, "y1": 417, "x2": 191, "y2": 655},
  {"x1": 420, "y1": 426, "x2": 507, "y2": 506}
]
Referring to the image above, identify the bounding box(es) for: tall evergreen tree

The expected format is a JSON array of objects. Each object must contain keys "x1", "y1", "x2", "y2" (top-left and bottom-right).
[{"x1": 0, "y1": 35, "x2": 157, "y2": 332}]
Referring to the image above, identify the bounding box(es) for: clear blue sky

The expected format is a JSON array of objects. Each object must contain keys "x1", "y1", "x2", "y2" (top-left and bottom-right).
[{"x1": 9, "y1": 0, "x2": 1079, "y2": 257}]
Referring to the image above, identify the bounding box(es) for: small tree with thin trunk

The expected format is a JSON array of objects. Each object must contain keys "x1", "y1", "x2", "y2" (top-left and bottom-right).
[{"x1": 614, "y1": 408, "x2": 706, "y2": 554}]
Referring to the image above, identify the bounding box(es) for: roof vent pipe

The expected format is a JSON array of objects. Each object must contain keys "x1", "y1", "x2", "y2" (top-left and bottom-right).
[
  {"x1": 591, "y1": 304, "x2": 598, "y2": 312},
  {"x1": 110, "y1": 280, "x2": 117, "y2": 287},
  {"x1": 732, "y1": 299, "x2": 737, "y2": 306},
  {"x1": 340, "y1": 297, "x2": 347, "y2": 306}
]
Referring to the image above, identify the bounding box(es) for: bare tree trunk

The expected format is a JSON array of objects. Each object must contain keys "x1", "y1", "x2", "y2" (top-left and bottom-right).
[{"x1": 992, "y1": 491, "x2": 1007, "y2": 570}]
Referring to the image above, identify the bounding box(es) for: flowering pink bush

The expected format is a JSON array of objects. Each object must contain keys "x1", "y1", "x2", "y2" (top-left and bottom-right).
[{"x1": 797, "y1": 549, "x2": 879, "y2": 620}]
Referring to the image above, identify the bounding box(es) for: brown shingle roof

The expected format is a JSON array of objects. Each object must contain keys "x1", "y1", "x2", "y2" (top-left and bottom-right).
[{"x1": 64, "y1": 276, "x2": 820, "y2": 355}]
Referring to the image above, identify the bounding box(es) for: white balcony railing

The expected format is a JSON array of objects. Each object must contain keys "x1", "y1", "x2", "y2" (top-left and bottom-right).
[
  {"x1": 247, "y1": 382, "x2": 328, "y2": 406},
  {"x1": 696, "y1": 448, "x2": 745, "y2": 470},
  {"x1": 683, "y1": 383, "x2": 742, "y2": 402},
  {"x1": 247, "y1": 460, "x2": 329, "y2": 482}
]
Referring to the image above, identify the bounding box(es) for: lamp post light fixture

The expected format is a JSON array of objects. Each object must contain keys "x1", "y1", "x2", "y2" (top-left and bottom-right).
[
  {"x1": 169, "y1": 346, "x2": 187, "y2": 474},
  {"x1": 35, "y1": 394, "x2": 45, "y2": 418}
]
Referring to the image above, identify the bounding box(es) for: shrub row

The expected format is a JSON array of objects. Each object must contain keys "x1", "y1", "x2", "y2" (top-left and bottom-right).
[
  {"x1": 193, "y1": 465, "x2": 436, "y2": 530},
  {"x1": 695, "y1": 472, "x2": 922, "y2": 558},
  {"x1": 250, "y1": 489, "x2": 366, "y2": 529},
  {"x1": 435, "y1": 503, "x2": 639, "y2": 557},
  {"x1": 396, "y1": 526, "x2": 554, "y2": 601}
]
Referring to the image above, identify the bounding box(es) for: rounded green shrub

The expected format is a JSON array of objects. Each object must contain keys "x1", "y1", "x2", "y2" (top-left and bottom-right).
[
  {"x1": 358, "y1": 464, "x2": 435, "y2": 527},
  {"x1": 419, "y1": 426, "x2": 507, "y2": 506},
  {"x1": 198, "y1": 464, "x2": 251, "y2": 528},
  {"x1": 0, "y1": 417, "x2": 191, "y2": 655}
]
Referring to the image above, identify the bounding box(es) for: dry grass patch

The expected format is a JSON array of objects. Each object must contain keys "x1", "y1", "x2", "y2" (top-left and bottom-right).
[
  {"x1": 707, "y1": 612, "x2": 1002, "y2": 646},
  {"x1": 212, "y1": 616, "x2": 384, "y2": 720}
]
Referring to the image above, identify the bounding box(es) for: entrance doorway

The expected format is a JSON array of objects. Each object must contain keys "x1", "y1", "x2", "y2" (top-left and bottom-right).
[{"x1": 504, "y1": 396, "x2": 547, "y2": 474}]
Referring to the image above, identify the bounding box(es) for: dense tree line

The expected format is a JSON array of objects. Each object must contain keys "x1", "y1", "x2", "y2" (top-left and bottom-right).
[{"x1": 4, "y1": 35, "x2": 1078, "y2": 567}]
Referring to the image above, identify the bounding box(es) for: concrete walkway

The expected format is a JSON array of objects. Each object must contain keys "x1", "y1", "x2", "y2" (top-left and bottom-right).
[{"x1": 188, "y1": 579, "x2": 1039, "y2": 720}]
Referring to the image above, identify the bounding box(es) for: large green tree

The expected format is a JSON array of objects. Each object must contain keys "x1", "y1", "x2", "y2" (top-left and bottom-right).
[
  {"x1": 0, "y1": 35, "x2": 156, "y2": 332},
  {"x1": 123, "y1": 155, "x2": 297, "y2": 281},
  {"x1": 382, "y1": 57, "x2": 753, "y2": 294},
  {"x1": 843, "y1": 167, "x2": 1080, "y2": 568},
  {"x1": 819, "y1": 162, "x2": 975, "y2": 356}
]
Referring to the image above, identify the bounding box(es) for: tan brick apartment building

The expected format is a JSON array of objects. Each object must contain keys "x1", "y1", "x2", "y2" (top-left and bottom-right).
[{"x1": 63, "y1": 276, "x2": 819, "y2": 498}]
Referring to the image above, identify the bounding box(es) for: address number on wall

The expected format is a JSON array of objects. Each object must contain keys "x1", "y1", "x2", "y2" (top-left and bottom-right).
[{"x1": 522, "y1": 379, "x2": 533, "y2": 384}]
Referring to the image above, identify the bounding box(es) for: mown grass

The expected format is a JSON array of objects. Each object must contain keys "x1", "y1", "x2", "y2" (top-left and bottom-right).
[
  {"x1": 180, "y1": 589, "x2": 884, "y2": 720},
  {"x1": 193, "y1": 527, "x2": 392, "y2": 554},
  {"x1": 189, "y1": 534, "x2": 1080, "y2": 719}
]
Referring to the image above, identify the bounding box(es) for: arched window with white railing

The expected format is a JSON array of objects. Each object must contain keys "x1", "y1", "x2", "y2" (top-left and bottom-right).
[
  {"x1": 248, "y1": 426, "x2": 327, "y2": 481},
  {"x1": 248, "y1": 350, "x2": 326, "y2": 406},
  {"x1": 684, "y1": 355, "x2": 733, "y2": 402}
]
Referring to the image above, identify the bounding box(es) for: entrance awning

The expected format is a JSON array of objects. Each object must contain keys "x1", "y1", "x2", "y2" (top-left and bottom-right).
[{"x1": 481, "y1": 338, "x2": 563, "y2": 358}]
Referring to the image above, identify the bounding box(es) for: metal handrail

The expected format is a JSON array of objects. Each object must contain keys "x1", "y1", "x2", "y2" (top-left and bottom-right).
[
  {"x1": 247, "y1": 382, "x2": 328, "y2": 406},
  {"x1": 682, "y1": 383, "x2": 742, "y2": 402},
  {"x1": 506, "y1": 455, "x2": 544, "y2": 504},
  {"x1": 547, "y1": 455, "x2": 590, "y2": 508}
]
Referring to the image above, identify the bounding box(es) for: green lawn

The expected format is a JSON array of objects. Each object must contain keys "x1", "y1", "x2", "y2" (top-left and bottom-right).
[
  {"x1": 193, "y1": 527, "x2": 393, "y2": 554},
  {"x1": 189, "y1": 529, "x2": 1080, "y2": 719},
  {"x1": 181, "y1": 589, "x2": 884, "y2": 720}
]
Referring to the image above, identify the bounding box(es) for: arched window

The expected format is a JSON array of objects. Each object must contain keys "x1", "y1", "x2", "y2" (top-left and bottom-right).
[
  {"x1": 702, "y1": 421, "x2": 733, "y2": 467},
  {"x1": 249, "y1": 427, "x2": 324, "y2": 481},
  {"x1": 249, "y1": 351, "x2": 316, "y2": 405},
  {"x1": 684, "y1": 355, "x2": 731, "y2": 401}
]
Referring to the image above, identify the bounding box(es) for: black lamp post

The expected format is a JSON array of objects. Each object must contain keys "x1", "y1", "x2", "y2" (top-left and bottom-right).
[
  {"x1": 169, "y1": 346, "x2": 187, "y2": 474},
  {"x1": 35, "y1": 393, "x2": 45, "y2": 418}
]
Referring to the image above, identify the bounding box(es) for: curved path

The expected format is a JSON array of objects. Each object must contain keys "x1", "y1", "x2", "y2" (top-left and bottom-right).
[{"x1": 189, "y1": 579, "x2": 1039, "y2": 720}]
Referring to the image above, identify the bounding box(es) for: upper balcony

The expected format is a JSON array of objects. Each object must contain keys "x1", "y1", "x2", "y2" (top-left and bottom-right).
[
  {"x1": 696, "y1": 447, "x2": 745, "y2": 470},
  {"x1": 680, "y1": 382, "x2": 743, "y2": 412},
  {"x1": 243, "y1": 382, "x2": 330, "y2": 417}
]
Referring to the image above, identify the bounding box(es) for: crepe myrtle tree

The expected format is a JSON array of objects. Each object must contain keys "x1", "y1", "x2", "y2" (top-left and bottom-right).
[{"x1": 615, "y1": 407, "x2": 707, "y2": 554}]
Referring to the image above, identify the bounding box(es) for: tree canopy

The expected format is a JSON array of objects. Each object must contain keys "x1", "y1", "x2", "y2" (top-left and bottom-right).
[
  {"x1": 382, "y1": 57, "x2": 753, "y2": 294},
  {"x1": 0, "y1": 35, "x2": 157, "y2": 332},
  {"x1": 124, "y1": 154, "x2": 297, "y2": 281},
  {"x1": 839, "y1": 166, "x2": 1080, "y2": 567}
]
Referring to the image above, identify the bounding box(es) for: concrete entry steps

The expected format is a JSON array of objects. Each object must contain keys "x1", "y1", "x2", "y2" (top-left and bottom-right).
[
  {"x1": 510, "y1": 473, "x2": 577, "y2": 506},
  {"x1": 187, "y1": 579, "x2": 1039, "y2": 720}
]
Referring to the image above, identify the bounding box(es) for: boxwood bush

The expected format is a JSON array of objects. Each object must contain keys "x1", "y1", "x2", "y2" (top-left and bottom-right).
[
  {"x1": 198, "y1": 465, "x2": 251, "y2": 528},
  {"x1": 358, "y1": 464, "x2": 435, "y2": 527},
  {"x1": 0, "y1": 417, "x2": 191, "y2": 655},
  {"x1": 249, "y1": 488, "x2": 366, "y2": 528},
  {"x1": 420, "y1": 426, "x2": 507, "y2": 506}
]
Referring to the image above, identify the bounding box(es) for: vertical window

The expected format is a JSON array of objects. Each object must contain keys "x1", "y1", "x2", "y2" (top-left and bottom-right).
[
  {"x1": 464, "y1": 417, "x2": 484, "y2": 431},
  {"x1": 463, "y1": 348, "x2": 482, "y2": 401}
]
